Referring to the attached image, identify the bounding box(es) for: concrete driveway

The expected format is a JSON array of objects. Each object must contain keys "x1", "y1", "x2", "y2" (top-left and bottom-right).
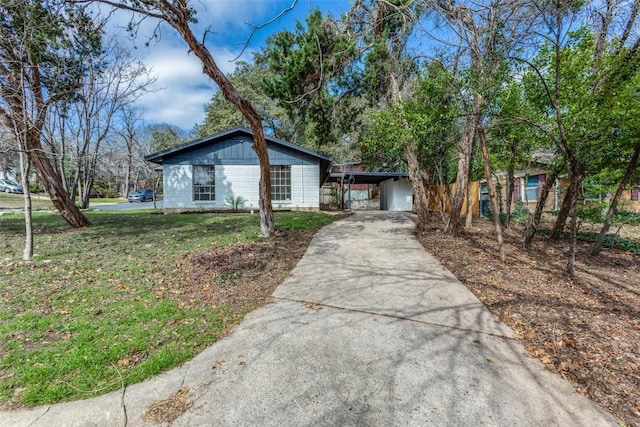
[{"x1": 1, "y1": 211, "x2": 617, "y2": 426}]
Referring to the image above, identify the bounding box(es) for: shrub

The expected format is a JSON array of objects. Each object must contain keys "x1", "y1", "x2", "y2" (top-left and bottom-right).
[{"x1": 226, "y1": 195, "x2": 246, "y2": 212}]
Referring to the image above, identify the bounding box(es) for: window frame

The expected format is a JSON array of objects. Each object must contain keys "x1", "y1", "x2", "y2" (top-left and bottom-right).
[
  {"x1": 270, "y1": 165, "x2": 291, "y2": 202},
  {"x1": 192, "y1": 164, "x2": 216, "y2": 202},
  {"x1": 524, "y1": 175, "x2": 539, "y2": 202}
]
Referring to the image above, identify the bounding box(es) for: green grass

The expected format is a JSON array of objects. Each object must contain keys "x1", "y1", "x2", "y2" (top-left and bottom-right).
[
  {"x1": 0, "y1": 210, "x2": 337, "y2": 406},
  {"x1": 87, "y1": 197, "x2": 126, "y2": 205},
  {"x1": 0, "y1": 192, "x2": 125, "y2": 210},
  {"x1": 0, "y1": 192, "x2": 53, "y2": 210}
]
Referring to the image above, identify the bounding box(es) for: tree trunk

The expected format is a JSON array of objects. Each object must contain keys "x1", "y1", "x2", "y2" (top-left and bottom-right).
[
  {"x1": 81, "y1": 152, "x2": 99, "y2": 209},
  {"x1": 504, "y1": 140, "x2": 516, "y2": 227},
  {"x1": 465, "y1": 170, "x2": 473, "y2": 228},
  {"x1": 436, "y1": 165, "x2": 452, "y2": 224},
  {"x1": 592, "y1": 142, "x2": 640, "y2": 255},
  {"x1": 549, "y1": 181, "x2": 572, "y2": 239},
  {"x1": 404, "y1": 143, "x2": 429, "y2": 231},
  {"x1": 566, "y1": 171, "x2": 582, "y2": 275},
  {"x1": 19, "y1": 150, "x2": 33, "y2": 261},
  {"x1": 524, "y1": 168, "x2": 560, "y2": 249},
  {"x1": 385, "y1": 71, "x2": 429, "y2": 229},
  {"x1": 250, "y1": 121, "x2": 276, "y2": 237},
  {"x1": 446, "y1": 93, "x2": 482, "y2": 235},
  {"x1": 171, "y1": 14, "x2": 274, "y2": 236},
  {"x1": 26, "y1": 130, "x2": 90, "y2": 228},
  {"x1": 478, "y1": 124, "x2": 505, "y2": 262},
  {"x1": 124, "y1": 148, "x2": 133, "y2": 198}
]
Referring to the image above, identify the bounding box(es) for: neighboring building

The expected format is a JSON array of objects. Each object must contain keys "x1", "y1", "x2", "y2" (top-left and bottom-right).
[
  {"x1": 321, "y1": 163, "x2": 412, "y2": 211},
  {"x1": 480, "y1": 169, "x2": 561, "y2": 216},
  {"x1": 479, "y1": 172, "x2": 640, "y2": 217},
  {"x1": 323, "y1": 162, "x2": 412, "y2": 211},
  {"x1": 145, "y1": 127, "x2": 331, "y2": 212}
]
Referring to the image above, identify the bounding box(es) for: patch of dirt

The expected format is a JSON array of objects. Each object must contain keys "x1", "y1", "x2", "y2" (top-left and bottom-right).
[
  {"x1": 416, "y1": 217, "x2": 640, "y2": 426},
  {"x1": 143, "y1": 386, "x2": 193, "y2": 424},
  {"x1": 156, "y1": 229, "x2": 317, "y2": 312}
]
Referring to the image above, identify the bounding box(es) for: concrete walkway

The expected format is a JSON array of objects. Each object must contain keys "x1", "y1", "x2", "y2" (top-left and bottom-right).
[{"x1": 2, "y1": 211, "x2": 617, "y2": 426}]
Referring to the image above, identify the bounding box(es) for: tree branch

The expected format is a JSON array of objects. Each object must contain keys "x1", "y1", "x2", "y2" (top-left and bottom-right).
[{"x1": 232, "y1": 0, "x2": 298, "y2": 61}]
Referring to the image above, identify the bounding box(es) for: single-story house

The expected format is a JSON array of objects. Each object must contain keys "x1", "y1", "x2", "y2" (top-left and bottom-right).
[{"x1": 144, "y1": 127, "x2": 331, "y2": 212}]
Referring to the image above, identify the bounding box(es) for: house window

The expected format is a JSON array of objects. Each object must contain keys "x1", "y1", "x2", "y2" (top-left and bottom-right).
[
  {"x1": 270, "y1": 165, "x2": 291, "y2": 201},
  {"x1": 193, "y1": 165, "x2": 215, "y2": 201},
  {"x1": 524, "y1": 174, "x2": 545, "y2": 202}
]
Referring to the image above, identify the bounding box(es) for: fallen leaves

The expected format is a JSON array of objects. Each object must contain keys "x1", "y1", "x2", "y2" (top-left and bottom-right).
[
  {"x1": 155, "y1": 230, "x2": 318, "y2": 312},
  {"x1": 116, "y1": 352, "x2": 145, "y2": 367},
  {"x1": 416, "y1": 217, "x2": 640, "y2": 427},
  {"x1": 143, "y1": 387, "x2": 193, "y2": 424}
]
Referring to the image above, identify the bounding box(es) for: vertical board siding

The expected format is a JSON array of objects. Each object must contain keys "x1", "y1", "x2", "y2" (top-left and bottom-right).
[{"x1": 164, "y1": 137, "x2": 319, "y2": 166}]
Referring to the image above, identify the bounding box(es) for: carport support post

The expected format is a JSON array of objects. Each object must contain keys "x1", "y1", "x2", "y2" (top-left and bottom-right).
[{"x1": 348, "y1": 177, "x2": 352, "y2": 211}]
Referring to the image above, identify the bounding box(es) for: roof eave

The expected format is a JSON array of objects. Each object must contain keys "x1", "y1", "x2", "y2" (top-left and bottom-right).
[{"x1": 144, "y1": 127, "x2": 332, "y2": 164}]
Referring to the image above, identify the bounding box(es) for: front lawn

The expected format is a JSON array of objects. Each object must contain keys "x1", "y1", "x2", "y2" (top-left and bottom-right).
[
  {"x1": 0, "y1": 193, "x2": 53, "y2": 210},
  {"x1": 0, "y1": 210, "x2": 337, "y2": 407}
]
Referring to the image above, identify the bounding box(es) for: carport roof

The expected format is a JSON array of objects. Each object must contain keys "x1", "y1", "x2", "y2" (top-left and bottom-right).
[{"x1": 326, "y1": 172, "x2": 409, "y2": 185}]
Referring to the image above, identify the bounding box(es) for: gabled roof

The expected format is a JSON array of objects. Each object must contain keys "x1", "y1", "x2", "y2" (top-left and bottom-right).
[{"x1": 144, "y1": 127, "x2": 332, "y2": 164}]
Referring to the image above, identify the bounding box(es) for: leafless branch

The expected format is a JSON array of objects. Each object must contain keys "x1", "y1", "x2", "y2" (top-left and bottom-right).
[{"x1": 232, "y1": 0, "x2": 298, "y2": 61}]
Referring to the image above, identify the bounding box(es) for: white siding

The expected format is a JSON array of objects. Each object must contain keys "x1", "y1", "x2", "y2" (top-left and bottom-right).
[
  {"x1": 289, "y1": 164, "x2": 319, "y2": 209},
  {"x1": 163, "y1": 164, "x2": 320, "y2": 210},
  {"x1": 163, "y1": 165, "x2": 192, "y2": 208}
]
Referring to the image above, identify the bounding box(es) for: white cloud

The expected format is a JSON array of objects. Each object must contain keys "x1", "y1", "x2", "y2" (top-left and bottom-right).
[
  {"x1": 136, "y1": 43, "x2": 256, "y2": 130},
  {"x1": 104, "y1": 2, "x2": 279, "y2": 131},
  {"x1": 101, "y1": 0, "x2": 350, "y2": 131}
]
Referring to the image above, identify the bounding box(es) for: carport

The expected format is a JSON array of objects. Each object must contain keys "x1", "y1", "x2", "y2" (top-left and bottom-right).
[{"x1": 325, "y1": 171, "x2": 412, "y2": 211}]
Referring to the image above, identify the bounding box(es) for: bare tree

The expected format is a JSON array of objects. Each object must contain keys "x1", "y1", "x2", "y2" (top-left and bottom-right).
[
  {"x1": 59, "y1": 43, "x2": 153, "y2": 208},
  {"x1": 0, "y1": 124, "x2": 17, "y2": 177},
  {"x1": 0, "y1": 119, "x2": 34, "y2": 260},
  {"x1": 477, "y1": 123, "x2": 505, "y2": 261},
  {"x1": 117, "y1": 105, "x2": 144, "y2": 198},
  {"x1": 347, "y1": 0, "x2": 432, "y2": 230}
]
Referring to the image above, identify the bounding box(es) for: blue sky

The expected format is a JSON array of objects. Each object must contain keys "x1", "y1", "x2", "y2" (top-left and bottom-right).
[{"x1": 108, "y1": 0, "x2": 351, "y2": 131}]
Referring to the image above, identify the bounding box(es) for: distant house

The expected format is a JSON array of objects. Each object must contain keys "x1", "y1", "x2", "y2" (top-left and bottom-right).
[
  {"x1": 144, "y1": 127, "x2": 331, "y2": 212},
  {"x1": 479, "y1": 171, "x2": 640, "y2": 217}
]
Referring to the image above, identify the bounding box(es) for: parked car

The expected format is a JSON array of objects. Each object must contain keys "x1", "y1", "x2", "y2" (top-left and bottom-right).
[
  {"x1": 127, "y1": 189, "x2": 154, "y2": 202},
  {"x1": 89, "y1": 189, "x2": 103, "y2": 198},
  {"x1": 0, "y1": 178, "x2": 24, "y2": 194}
]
